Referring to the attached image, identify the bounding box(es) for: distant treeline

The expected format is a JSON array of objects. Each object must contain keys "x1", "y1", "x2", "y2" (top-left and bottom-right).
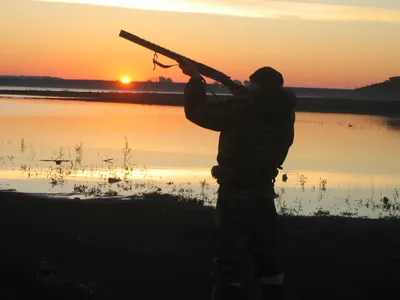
[
  {"x1": 0, "y1": 76, "x2": 355, "y2": 99},
  {"x1": 1, "y1": 89, "x2": 400, "y2": 116},
  {"x1": 1, "y1": 75, "x2": 400, "y2": 101},
  {"x1": 354, "y1": 77, "x2": 400, "y2": 101}
]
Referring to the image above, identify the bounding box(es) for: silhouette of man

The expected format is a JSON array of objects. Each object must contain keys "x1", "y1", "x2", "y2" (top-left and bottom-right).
[{"x1": 180, "y1": 59, "x2": 296, "y2": 300}]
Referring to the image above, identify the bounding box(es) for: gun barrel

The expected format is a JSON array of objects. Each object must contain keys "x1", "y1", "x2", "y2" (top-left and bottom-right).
[
  {"x1": 119, "y1": 30, "x2": 242, "y2": 91},
  {"x1": 119, "y1": 30, "x2": 190, "y2": 63}
]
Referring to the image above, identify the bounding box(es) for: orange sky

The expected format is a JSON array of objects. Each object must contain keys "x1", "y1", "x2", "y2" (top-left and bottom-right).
[{"x1": 1, "y1": 0, "x2": 400, "y2": 88}]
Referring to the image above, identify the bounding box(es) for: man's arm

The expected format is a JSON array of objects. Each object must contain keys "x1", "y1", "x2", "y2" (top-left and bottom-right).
[
  {"x1": 180, "y1": 58, "x2": 251, "y2": 131},
  {"x1": 183, "y1": 77, "x2": 228, "y2": 131},
  {"x1": 184, "y1": 77, "x2": 252, "y2": 131}
]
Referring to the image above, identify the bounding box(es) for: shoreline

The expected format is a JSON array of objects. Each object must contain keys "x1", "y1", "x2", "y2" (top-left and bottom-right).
[
  {"x1": 1, "y1": 89, "x2": 400, "y2": 116},
  {"x1": 1, "y1": 190, "x2": 400, "y2": 299}
]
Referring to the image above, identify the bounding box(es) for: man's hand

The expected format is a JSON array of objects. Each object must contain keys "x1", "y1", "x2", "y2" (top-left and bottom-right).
[{"x1": 179, "y1": 58, "x2": 201, "y2": 79}]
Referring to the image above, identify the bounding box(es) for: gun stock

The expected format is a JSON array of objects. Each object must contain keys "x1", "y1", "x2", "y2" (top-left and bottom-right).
[{"x1": 119, "y1": 30, "x2": 245, "y2": 93}]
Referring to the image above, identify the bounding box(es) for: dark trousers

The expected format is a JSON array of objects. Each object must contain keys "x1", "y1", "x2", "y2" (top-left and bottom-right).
[{"x1": 211, "y1": 184, "x2": 282, "y2": 286}]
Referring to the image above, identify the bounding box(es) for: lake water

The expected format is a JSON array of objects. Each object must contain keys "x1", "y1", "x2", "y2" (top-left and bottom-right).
[{"x1": 1, "y1": 97, "x2": 399, "y2": 218}]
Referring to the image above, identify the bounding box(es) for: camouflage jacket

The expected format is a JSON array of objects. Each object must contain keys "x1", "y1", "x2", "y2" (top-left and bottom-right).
[{"x1": 184, "y1": 77, "x2": 296, "y2": 187}]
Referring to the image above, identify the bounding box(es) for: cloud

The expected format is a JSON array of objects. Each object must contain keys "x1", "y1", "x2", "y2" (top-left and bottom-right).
[{"x1": 35, "y1": 0, "x2": 400, "y2": 23}]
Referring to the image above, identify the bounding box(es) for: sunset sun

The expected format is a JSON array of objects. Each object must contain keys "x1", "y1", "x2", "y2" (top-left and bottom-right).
[{"x1": 120, "y1": 77, "x2": 132, "y2": 84}]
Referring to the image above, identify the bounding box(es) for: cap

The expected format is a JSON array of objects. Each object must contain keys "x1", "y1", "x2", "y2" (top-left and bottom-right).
[{"x1": 249, "y1": 67, "x2": 284, "y2": 89}]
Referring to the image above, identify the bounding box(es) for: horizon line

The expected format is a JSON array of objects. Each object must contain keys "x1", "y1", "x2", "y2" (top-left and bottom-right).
[{"x1": 0, "y1": 74, "x2": 378, "y2": 90}]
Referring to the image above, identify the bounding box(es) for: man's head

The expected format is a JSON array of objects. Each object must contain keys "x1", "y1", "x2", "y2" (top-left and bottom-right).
[{"x1": 248, "y1": 67, "x2": 284, "y2": 91}]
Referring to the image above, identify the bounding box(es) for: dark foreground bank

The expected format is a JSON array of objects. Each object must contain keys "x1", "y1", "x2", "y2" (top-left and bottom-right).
[
  {"x1": 1, "y1": 191, "x2": 400, "y2": 300},
  {"x1": 1, "y1": 89, "x2": 400, "y2": 116}
]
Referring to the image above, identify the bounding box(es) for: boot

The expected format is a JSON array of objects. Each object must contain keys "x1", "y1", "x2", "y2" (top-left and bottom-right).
[
  {"x1": 211, "y1": 283, "x2": 245, "y2": 300},
  {"x1": 261, "y1": 284, "x2": 284, "y2": 300}
]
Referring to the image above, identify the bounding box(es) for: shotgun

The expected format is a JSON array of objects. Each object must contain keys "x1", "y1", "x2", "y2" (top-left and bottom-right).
[{"x1": 119, "y1": 30, "x2": 247, "y2": 94}]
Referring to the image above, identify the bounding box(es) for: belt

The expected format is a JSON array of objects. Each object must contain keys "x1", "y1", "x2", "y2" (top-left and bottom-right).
[{"x1": 211, "y1": 165, "x2": 278, "y2": 185}]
